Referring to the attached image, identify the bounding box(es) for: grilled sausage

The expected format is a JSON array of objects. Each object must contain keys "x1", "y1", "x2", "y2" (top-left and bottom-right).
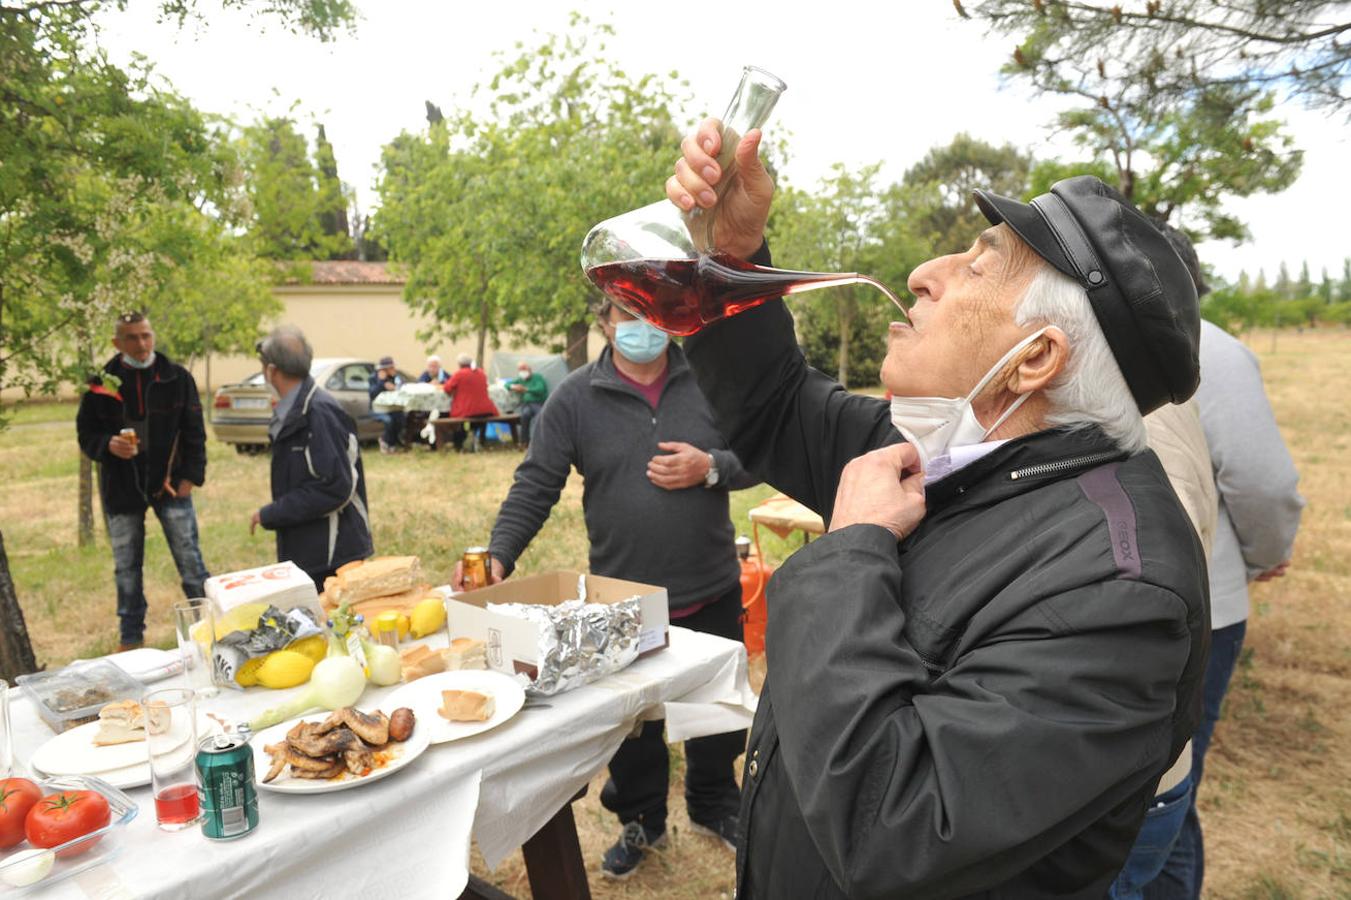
[{"x1": 388, "y1": 707, "x2": 416, "y2": 743}]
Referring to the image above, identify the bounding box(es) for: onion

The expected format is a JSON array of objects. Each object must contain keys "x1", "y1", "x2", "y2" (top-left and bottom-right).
[
  {"x1": 248, "y1": 654, "x2": 367, "y2": 731},
  {"x1": 1, "y1": 849, "x2": 55, "y2": 887}
]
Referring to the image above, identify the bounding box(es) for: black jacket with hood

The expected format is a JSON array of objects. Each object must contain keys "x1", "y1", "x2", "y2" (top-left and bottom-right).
[
  {"x1": 76, "y1": 351, "x2": 207, "y2": 515},
  {"x1": 258, "y1": 377, "x2": 373, "y2": 580},
  {"x1": 684, "y1": 292, "x2": 1209, "y2": 899}
]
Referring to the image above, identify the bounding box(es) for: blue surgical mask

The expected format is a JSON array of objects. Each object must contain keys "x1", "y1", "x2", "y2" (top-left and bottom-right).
[
  {"x1": 121, "y1": 352, "x2": 155, "y2": 370},
  {"x1": 614, "y1": 320, "x2": 669, "y2": 364}
]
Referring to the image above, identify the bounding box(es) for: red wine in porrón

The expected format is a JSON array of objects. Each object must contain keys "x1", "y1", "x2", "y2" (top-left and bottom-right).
[{"x1": 586, "y1": 253, "x2": 901, "y2": 337}]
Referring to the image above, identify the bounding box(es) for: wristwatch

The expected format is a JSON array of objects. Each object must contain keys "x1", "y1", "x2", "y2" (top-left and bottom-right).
[{"x1": 704, "y1": 452, "x2": 720, "y2": 488}]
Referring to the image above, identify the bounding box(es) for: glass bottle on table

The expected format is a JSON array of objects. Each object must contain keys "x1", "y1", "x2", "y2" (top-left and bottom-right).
[{"x1": 581, "y1": 65, "x2": 908, "y2": 336}]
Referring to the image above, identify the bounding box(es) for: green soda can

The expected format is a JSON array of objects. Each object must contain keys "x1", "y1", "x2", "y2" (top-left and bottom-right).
[{"x1": 196, "y1": 732, "x2": 259, "y2": 840}]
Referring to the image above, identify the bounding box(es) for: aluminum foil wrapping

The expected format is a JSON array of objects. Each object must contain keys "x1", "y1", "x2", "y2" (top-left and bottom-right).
[{"x1": 489, "y1": 596, "x2": 642, "y2": 695}]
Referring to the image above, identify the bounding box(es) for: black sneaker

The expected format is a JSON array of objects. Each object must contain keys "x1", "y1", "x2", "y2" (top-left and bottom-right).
[
  {"x1": 600, "y1": 820, "x2": 667, "y2": 880},
  {"x1": 689, "y1": 813, "x2": 739, "y2": 851}
]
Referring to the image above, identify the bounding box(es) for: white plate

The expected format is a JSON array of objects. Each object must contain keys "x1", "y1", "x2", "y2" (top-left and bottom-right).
[
  {"x1": 30, "y1": 714, "x2": 223, "y2": 789},
  {"x1": 383, "y1": 671, "x2": 526, "y2": 745},
  {"x1": 252, "y1": 711, "x2": 431, "y2": 794}
]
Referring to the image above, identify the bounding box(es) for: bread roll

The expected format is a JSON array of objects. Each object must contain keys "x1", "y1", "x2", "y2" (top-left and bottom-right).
[{"x1": 438, "y1": 690, "x2": 495, "y2": 722}]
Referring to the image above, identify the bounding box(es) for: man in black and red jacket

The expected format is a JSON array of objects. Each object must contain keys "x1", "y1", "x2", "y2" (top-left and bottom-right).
[{"x1": 77, "y1": 311, "x2": 210, "y2": 651}]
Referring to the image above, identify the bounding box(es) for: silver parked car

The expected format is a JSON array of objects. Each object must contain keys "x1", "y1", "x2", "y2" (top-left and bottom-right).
[{"x1": 210, "y1": 357, "x2": 412, "y2": 452}]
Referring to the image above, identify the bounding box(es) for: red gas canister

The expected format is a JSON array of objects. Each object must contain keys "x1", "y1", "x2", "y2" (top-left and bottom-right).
[{"x1": 737, "y1": 534, "x2": 773, "y2": 656}]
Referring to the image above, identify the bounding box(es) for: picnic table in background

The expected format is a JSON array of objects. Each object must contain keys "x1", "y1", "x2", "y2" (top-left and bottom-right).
[{"x1": 748, "y1": 493, "x2": 825, "y2": 545}]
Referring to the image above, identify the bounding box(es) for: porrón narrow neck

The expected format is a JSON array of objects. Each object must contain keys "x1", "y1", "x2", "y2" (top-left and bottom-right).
[
  {"x1": 783, "y1": 272, "x2": 910, "y2": 318},
  {"x1": 685, "y1": 66, "x2": 786, "y2": 253}
]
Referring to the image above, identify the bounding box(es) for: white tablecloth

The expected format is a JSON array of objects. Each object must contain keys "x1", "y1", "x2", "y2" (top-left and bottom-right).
[{"x1": 8, "y1": 627, "x2": 754, "y2": 899}]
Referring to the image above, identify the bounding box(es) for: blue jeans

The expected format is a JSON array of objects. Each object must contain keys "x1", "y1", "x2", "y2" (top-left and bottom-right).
[
  {"x1": 517, "y1": 402, "x2": 542, "y2": 444},
  {"x1": 105, "y1": 496, "x2": 211, "y2": 644},
  {"x1": 1109, "y1": 773, "x2": 1193, "y2": 899},
  {"x1": 372, "y1": 410, "x2": 404, "y2": 447},
  {"x1": 1143, "y1": 620, "x2": 1248, "y2": 900}
]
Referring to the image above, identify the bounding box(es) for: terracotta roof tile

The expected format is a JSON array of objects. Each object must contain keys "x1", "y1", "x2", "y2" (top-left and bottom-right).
[{"x1": 278, "y1": 261, "x2": 406, "y2": 285}]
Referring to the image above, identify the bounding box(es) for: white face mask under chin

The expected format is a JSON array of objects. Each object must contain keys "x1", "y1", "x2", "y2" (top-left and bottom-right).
[{"x1": 889, "y1": 328, "x2": 1049, "y2": 471}]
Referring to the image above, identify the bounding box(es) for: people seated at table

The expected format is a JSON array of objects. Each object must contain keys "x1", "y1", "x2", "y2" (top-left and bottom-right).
[
  {"x1": 251, "y1": 325, "x2": 373, "y2": 586},
  {"x1": 453, "y1": 299, "x2": 757, "y2": 879},
  {"x1": 368, "y1": 355, "x2": 405, "y2": 453},
  {"x1": 417, "y1": 354, "x2": 449, "y2": 385},
  {"x1": 505, "y1": 361, "x2": 549, "y2": 446},
  {"x1": 443, "y1": 354, "x2": 499, "y2": 452}
]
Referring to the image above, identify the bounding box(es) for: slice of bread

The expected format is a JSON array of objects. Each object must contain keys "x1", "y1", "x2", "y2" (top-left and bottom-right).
[{"x1": 438, "y1": 690, "x2": 495, "y2": 722}]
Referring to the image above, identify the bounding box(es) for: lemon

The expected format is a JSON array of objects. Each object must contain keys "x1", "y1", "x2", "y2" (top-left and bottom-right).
[
  {"x1": 288, "y1": 634, "x2": 329, "y2": 663},
  {"x1": 253, "y1": 650, "x2": 316, "y2": 689},
  {"x1": 395, "y1": 613, "x2": 410, "y2": 641},
  {"x1": 409, "y1": 597, "x2": 446, "y2": 638},
  {"x1": 235, "y1": 655, "x2": 266, "y2": 688}
]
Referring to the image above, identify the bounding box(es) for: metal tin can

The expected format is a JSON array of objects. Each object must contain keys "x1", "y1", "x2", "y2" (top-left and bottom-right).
[
  {"x1": 462, "y1": 546, "x2": 492, "y2": 591},
  {"x1": 196, "y1": 732, "x2": 259, "y2": 841}
]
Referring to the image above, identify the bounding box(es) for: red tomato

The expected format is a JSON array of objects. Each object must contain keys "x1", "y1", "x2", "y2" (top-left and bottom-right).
[
  {"x1": 0, "y1": 778, "x2": 42, "y2": 849},
  {"x1": 25, "y1": 791, "x2": 111, "y2": 858}
]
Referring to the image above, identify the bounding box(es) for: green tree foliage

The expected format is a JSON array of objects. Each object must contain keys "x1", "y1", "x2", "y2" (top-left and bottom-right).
[
  {"x1": 963, "y1": 1, "x2": 1350, "y2": 114},
  {"x1": 964, "y1": 1, "x2": 1306, "y2": 240},
  {"x1": 770, "y1": 168, "x2": 928, "y2": 388},
  {"x1": 238, "y1": 114, "x2": 353, "y2": 261},
  {"x1": 0, "y1": 0, "x2": 350, "y2": 678},
  {"x1": 901, "y1": 133, "x2": 1033, "y2": 254},
  {"x1": 374, "y1": 16, "x2": 687, "y2": 368}
]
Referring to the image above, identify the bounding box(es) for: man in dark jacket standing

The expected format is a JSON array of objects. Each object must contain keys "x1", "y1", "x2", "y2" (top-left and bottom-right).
[
  {"x1": 454, "y1": 299, "x2": 757, "y2": 880},
  {"x1": 662, "y1": 124, "x2": 1210, "y2": 897},
  {"x1": 250, "y1": 325, "x2": 373, "y2": 586},
  {"x1": 77, "y1": 312, "x2": 210, "y2": 652}
]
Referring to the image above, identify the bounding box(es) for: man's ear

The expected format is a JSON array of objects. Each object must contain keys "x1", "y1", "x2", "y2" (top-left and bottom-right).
[{"x1": 1008, "y1": 327, "x2": 1069, "y2": 395}]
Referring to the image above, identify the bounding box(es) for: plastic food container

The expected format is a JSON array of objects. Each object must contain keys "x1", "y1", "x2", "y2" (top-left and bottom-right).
[
  {"x1": 0, "y1": 774, "x2": 138, "y2": 894},
  {"x1": 16, "y1": 660, "x2": 146, "y2": 733}
]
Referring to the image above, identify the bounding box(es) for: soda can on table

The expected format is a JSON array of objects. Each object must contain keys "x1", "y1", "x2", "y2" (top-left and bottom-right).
[
  {"x1": 196, "y1": 732, "x2": 259, "y2": 841},
  {"x1": 462, "y1": 546, "x2": 492, "y2": 591}
]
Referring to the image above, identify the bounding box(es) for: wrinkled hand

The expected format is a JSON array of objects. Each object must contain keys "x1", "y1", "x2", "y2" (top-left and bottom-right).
[
  {"x1": 108, "y1": 435, "x2": 137, "y2": 459},
  {"x1": 648, "y1": 441, "x2": 710, "y2": 491},
  {"x1": 829, "y1": 443, "x2": 927, "y2": 541},
  {"x1": 1254, "y1": 560, "x2": 1291, "y2": 582},
  {"x1": 665, "y1": 118, "x2": 775, "y2": 261},
  {"x1": 249, "y1": 510, "x2": 262, "y2": 535},
  {"x1": 452, "y1": 557, "x2": 506, "y2": 592}
]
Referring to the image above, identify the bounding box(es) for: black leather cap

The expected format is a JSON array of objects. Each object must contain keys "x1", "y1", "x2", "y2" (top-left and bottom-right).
[{"x1": 974, "y1": 175, "x2": 1200, "y2": 414}]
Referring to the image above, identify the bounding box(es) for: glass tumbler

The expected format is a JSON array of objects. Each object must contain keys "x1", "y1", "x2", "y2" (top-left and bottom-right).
[
  {"x1": 143, "y1": 687, "x2": 202, "y2": 831},
  {"x1": 0, "y1": 682, "x2": 13, "y2": 779},
  {"x1": 173, "y1": 598, "x2": 219, "y2": 699}
]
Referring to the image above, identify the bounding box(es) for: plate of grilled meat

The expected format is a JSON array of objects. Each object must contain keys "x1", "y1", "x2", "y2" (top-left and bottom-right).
[{"x1": 252, "y1": 705, "x2": 427, "y2": 794}]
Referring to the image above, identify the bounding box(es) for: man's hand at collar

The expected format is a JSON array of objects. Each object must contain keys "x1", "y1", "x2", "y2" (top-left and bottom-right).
[{"x1": 828, "y1": 443, "x2": 926, "y2": 541}]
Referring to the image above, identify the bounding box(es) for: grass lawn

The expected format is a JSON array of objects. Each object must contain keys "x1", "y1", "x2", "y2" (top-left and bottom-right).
[{"x1": 3, "y1": 329, "x2": 1347, "y2": 897}]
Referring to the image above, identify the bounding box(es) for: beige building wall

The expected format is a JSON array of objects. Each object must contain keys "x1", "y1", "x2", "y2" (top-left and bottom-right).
[{"x1": 194, "y1": 283, "x2": 605, "y2": 390}]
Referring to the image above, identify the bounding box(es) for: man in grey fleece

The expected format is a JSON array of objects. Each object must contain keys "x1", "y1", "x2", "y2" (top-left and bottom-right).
[
  {"x1": 458, "y1": 298, "x2": 757, "y2": 880},
  {"x1": 1144, "y1": 239, "x2": 1304, "y2": 899}
]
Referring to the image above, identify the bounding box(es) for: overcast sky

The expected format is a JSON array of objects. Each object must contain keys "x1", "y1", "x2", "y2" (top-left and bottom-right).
[{"x1": 97, "y1": 0, "x2": 1350, "y2": 283}]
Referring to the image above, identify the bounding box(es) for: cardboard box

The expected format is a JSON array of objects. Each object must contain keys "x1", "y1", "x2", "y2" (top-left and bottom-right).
[{"x1": 438, "y1": 571, "x2": 669, "y2": 681}]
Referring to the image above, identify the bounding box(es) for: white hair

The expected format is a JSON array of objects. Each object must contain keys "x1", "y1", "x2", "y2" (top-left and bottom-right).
[
  {"x1": 426, "y1": 355, "x2": 441, "y2": 365},
  {"x1": 1014, "y1": 265, "x2": 1148, "y2": 453}
]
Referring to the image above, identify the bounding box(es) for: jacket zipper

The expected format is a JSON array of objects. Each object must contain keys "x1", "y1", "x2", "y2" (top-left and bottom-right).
[{"x1": 1008, "y1": 449, "x2": 1122, "y2": 481}]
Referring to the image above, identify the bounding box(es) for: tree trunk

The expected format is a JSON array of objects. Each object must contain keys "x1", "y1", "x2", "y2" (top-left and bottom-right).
[
  {"x1": 0, "y1": 530, "x2": 40, "y2": 683},
  {"x1": 837, "y1": 296, "x2": 856, "y2": 389},
  {"x1": 564, "y1": 319, "x2": 589, "y2": 371},
  {"x1": 78, "y1": 455, "x2": 94, "y2": 547},
  {"x1": 476, "y1": 282, "x2": 490, "y2": 367}
]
